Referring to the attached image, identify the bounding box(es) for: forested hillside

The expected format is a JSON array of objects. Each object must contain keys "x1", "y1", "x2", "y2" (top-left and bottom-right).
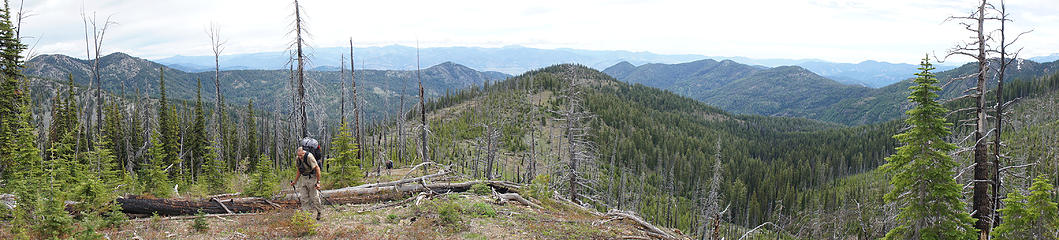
[
  {"x1": 25, "y1": 53, "x2": 509, "y2": 127},
  {"x1": 606, "y1": 58, "x2": 1059, "y2": 125},
  {"x1": 396, "y1": 64, "x2": 901, "y2": 235}
]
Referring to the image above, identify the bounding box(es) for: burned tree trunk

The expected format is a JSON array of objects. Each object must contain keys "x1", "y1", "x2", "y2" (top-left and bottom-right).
[{"x1": 350, "y1": 38, "x2": 362, "y2": 161}]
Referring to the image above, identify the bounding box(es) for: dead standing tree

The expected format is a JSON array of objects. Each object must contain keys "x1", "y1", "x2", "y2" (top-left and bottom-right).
[
  {"x1": 81, "y1": 10, "x2": 114, "y2": 139},
  {"x1": 350, "y1": 38, "x2": 362, "y2": 161},
  {"x1": 290, "y1": 0, "x2": 309, "y2": 138},
  {"x1": 944, "y1": 0, "x2": 996, "y2": 237},
  {"x1": 207, "y1": 23, "x2": 226, "y2": 164},
  {"x1": 553, "y1": 65, "x2": 600, "y2": 205},
  {"x1": 416, "y1": 41, "x2": 429, "y2": 165},
  {"x1": 986, "y1": 0, "x2": 1032, "y2": 230},
  {"x1": 699, "y1": 138, "x2": 725, "y2": 240}
]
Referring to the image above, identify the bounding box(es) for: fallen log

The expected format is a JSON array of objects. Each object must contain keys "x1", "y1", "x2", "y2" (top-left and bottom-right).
[
  {"x1": 117, "y1": 180, "x2": 520, "y2": 216},
  {"x1": 605, "y1": 209, "x2": 681, "y2": 240}
]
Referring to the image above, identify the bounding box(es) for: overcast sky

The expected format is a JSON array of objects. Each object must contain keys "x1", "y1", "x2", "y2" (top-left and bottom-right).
[{"x1": 17, "y1": 0, "x2": 1059, "y2": 64}]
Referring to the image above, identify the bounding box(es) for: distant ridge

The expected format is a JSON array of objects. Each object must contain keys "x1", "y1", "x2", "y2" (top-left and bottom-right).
[
  {"x1": 25, "y1": 52, "x2": 510, "y2": 125},
  {"x1": 155, "y1": 45, "x2": 943, "y2": 88}
]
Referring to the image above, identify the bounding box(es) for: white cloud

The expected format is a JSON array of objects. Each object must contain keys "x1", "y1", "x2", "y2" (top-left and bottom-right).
[{"x1": 15, "y1": 0, "x2": 1059, "y2": 64}]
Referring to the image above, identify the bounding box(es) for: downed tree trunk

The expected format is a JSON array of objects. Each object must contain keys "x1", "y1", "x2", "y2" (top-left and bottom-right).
[
  {"x1": 117, "y1": 180, "x2": 519, "y2": 216},
  {"x1": 605, "y1": 209, "x2": 681, "y2": 240}
]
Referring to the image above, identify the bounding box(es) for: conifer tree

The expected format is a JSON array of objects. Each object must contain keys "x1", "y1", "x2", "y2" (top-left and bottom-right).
[
  {"x1": 141, "y1": 130, "x2": 172, "y2": 198},
  {"x1": 327, "y1": 121, "x2": 362, "y2": 187},
  {"x1": 245, "y1": 100, "x2": 259, "y2": 172},
  {"x1": 882, "y1": 56, "x2": 976, "y2": 240},
  {"x1": 246, "y1": 154, "x2": 278, "y2": 197},
  {"x1": 993, "y1": 175, "x2": 1059, "y2": 239},
  {"x1": 45, "y1": 130, "x2": 84, "y2": 190},
  {"x1": 157, "y1": 68, "x2": 180, "y2": 174},
  {"x1": 188, "y1": 78, "x2": 208, "y2": 181},
  {"x1": 200, "y1": 143, "x2": 228, "y2": 194},
  {"x1": 102, "y1": 99, "x2": 127, "y2": 173}
]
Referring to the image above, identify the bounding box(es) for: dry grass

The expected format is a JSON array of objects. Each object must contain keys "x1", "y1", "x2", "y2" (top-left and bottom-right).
[{"x1": 84, "y1": 190, "x2": 651, "y2": 240}]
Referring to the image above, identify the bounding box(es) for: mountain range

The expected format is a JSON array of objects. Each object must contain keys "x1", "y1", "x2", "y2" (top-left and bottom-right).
[
  {"x1": 605, "y1": 58, "x2": 1059, "y2": 125},
  {"x1": 155, "y1": 45, "x2": 953, "y2": 88},
  {"x1": 25, "y1": 53, "x2": 510, "y2": 129}
]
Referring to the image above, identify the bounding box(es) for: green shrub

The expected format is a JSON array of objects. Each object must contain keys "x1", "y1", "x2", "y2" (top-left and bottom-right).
[
  {"x1": 526, "y1": 174, "x2": 553, "y2": 200},
  {"x1": 387, "y1": 214, "x2": 400, "y2": 223},
  {"x1": 288, "y1": 210, "x2": 318, "y2": 236},
  {"x1": 468, "y1": 202, "x2": 496, "y2": 218},
  {"x1": 437, "y1": 200, "x2": 462, "y2": 226},
  {"x1": 470, "y1": 183, "x2": 492, "y2": 196},
  {"x1": 191, "y1": 211, "x2": 209, "y2": 232}
]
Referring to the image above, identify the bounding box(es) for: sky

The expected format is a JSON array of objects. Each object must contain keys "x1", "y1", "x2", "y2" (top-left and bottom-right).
[{"x1": 16, "y1": 0, "x2": 1059, "y2": 64}]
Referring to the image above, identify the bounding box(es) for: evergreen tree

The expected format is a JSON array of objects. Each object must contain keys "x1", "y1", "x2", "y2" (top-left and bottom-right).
[
  {"x1": 327, "y1": 121, "x2": 362, "y2": 187},
  {"x1": 157, "y1": 68, "x2": 181, "y2": 176},
  {"x1": 102, "y1": 99, "x2": 127, "y2": 174},
  {"x1": 47, "y1": 75, "x2": 79, "y2": 151},
  {"x1": 245, "y1": 99, "x2": 259, "y2": 172},
  {"x1": 993, "y1": 175, "x2": 1059, "y2": 239},
  {"x1": 141, "y1": 130, "x2": 173, "y2": 198},
  {"x1": 45, "y1": 129, "x2": 84, "y2": 191},
  {"x1": 246, "y1": 154, "x2": 278, "y2": 198},
  {"x1": 200, "y1": 142, "x2": 229, "y2": 194},
  {"x1": 188, "y1": 78, "x2": 208, "y2": 181},
  {"x1": 881, "y1": 56, "x2": 976, "y2": 240}
]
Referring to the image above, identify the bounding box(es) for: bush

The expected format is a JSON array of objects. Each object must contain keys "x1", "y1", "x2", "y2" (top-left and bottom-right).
[
  {"x1": 436, "y1": 200, "x2": 462, "y2": 227},
  {"x1": 191, "y1": 211, "x2": 209, "y2": 232},
  {"x1": 470, "y1": 183, "x2": 492, "y2": 196},
  {"x1": 526, "y1": 174, "x2": 553, "y2": 200},
  {"x1": 468, "y1": 202, "x2": 496, "y2": 218},
  {"x1": 288, "y1": 210, "x2": 318, "y2": 236}
]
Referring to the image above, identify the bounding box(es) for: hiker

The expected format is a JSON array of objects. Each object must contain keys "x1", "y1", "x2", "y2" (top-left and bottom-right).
[{"x1": 291, "y1": 144, "x2": 322, "y2": 220}]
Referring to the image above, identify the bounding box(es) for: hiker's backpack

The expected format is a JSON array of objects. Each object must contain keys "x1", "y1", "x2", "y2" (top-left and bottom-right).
[{"x1": 297, "y1": 137, "x2": 324, "y2": 176}]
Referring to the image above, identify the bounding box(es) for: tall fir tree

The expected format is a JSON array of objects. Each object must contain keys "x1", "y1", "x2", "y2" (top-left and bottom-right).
[
  {"x1": 993, "y1": 175, "x2": 1059, "y2": 239},
  {"x1": 157, "y1": 67, "x2": 181, "y2": 177},
  {"x1": 102, "y1": 99, "x2": 127, "y2": 174},
  {"x1": 188, "y1": 78, "x2": 208, "y2": 181},
  {"x1": 881, "y1": 56, "x2": 976, "y2": 240},
  {"x1": 245, "y1": 99, "x2": 259, "y2": 172}
]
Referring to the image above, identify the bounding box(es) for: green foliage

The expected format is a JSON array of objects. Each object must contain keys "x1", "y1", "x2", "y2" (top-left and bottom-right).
[
  {"x1": 200, "y1": 143, "x2": 229, "y2": 195},
  {"x1": 468, "y1": 202, "x2": 497, "y2": 218},
  {"x1": 526, "y1": 174, "x2": 554, "y2": 200},
  {"x1": 881, "y1": 57, "x2": 975, "y2": 240},
  {"x1": 436, "y1": 200, "x2": 462, "y2": 227},
  {"x1": 245, "y1": 100, "x2": 259, "y2": 172},
  {"x1": 327, "y1": 121, "x2": 362, "y2": 187},
  {"x1": 157, "y1": 68, "x2": 182, "y2": 176},
  {"x1": 288, "y1": 210, "x2": 318, "y2": 236},
  {"x1": 34, "y1": 190, "x2": 75, "y2": 239},
  {"x1": 246, "y1": 154, "x2": 279, "y2": 198},
  {"x1": 993, "y1": 175, "x2": 1059, "y2": 239},
  {"x1": 187, "y1": 78, "x2": 209, "y2": 181},
  {"x1": 140, "y1": 131, "x2": 173, "y2": 198},
  {"x1": 44, "y1": 129, "x2": 84, "y2": 190},
  {"x1": 470, "y1": 183, "x2": 492, "y2": 196},
  {"x1": 191, "y1": 211, "x2": 210, "y2": 232}
]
